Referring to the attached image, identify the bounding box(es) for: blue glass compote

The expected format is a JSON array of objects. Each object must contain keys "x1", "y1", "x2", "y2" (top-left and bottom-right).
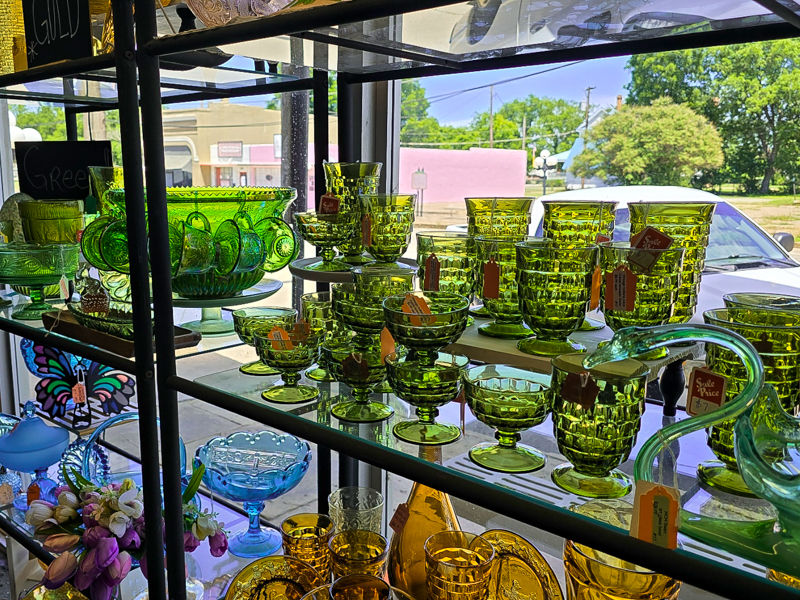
[{"x1": 194, "y1": 430, "x2": 312, "y2": 558}]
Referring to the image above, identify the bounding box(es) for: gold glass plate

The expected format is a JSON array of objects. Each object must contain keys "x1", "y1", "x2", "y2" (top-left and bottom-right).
[
  {"x1": 481, "y1": 529, "x2": 564, "y2": 600},
  {"x1": 224, "y1": 556, "x2": 326, "y2": 600}
]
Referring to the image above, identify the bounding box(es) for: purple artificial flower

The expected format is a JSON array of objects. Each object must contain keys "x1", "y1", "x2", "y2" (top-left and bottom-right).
[
  {"x1": 118, "y1": 527, "x2": 141, "y2": 550},
  {"x1": 95, "y1": 537, "x2": 120, "y2": 570},
  {"x1": 102, "y1": 551, "x2": 132, "y2": 587},
  {"x1": 209, "y1": 530, "x2": 228, "y2": 558},
  {"x1": 82, "y1": 503, "x2": 100, "y2": 528},
  {"x1": 53, "y1": 485, "x2": 71, "y2": 497},
  {"x1": 183, "y1": 531, "x2": 200, "y2": 553},
  {"x1": 89, "y1": 579, "x2": 115, "y2": 600},
  {"x1": 83, "y1": 526, "x2": 111, "y2": 549},
  {"x1": 74, "y1": 550, "x2": 101, "y2": 590},
  {"x1": 42, "y1": 551, "x2": 78, "y2": 590}
]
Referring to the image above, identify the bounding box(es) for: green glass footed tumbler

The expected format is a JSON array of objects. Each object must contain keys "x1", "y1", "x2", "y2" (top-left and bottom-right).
[
  {"x1": 254, "y1": 330, "x2": 322, "y2": 404},
  {"x1": 301, "y1": 292, "x2": 341, "y2": 382},
  {"x1": 233, "y1": 307, "x2": 298, "y2": 376},
  {"x1": 550, "y1": 353, "x2": 648, "y2": 498},
  {"x1": 360, "y1": 194, "x2": 416, "y2": 269},
  {"x1": 416, "y1": 232, "x2": 475, "y2": 298}
]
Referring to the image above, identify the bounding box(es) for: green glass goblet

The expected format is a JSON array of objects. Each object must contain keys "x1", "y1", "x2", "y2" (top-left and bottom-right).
[
  {"x1": 700, "y1": 307, "x2": 800, "y2": 496},
  {"x1": 352, "y1": 265, "x2": 415, "y2": 299},
  {"x1": 88, "y1": 166, "x2": 125, "y2": 219},
  {"x1": 332, "y1": 283, "x2": 385, "y2": 350},
  {"x1": 475, "y1": 235, "x2": 533, "y2": 340},
  {"x1": 232, "y1": 307, "x2": 298, "y2": 376},
  {"x1": 324, "y1": 161, "x2": 382, "y2": 266},
  {"x1": 360, "y1": 194, "x2": 416, "y2": 268},
  {"x1": 302, "y1": 291, "x2": 340, "y2": 382},
  {"x1": 323, "y1": 333, "x2": 393, "y2": 423},
  {"x1": 383, "y1": 292, "x2": 470, "y2": 367},
  {"x1": 516, "y1": 240, "x2": 599, "y2": 357},
  {"x1": 386, "y1": 351, "x2": 469, "y2": 446},
  {"x1": 723, "y1": 293, "x2": 800, "y2": 312},
  {"x1": 599, "y1": 242, "x2": 685, "y2": 360},
  {"x1": 550, "y1": 353, "x2": 649, "y2": 498},
  {"x1": 295, "y1": 211, "x2": 359, "y2": 272},
  {"x1": 254, "y1": 330, "x2": 322, "y2": 404},
  {"x1": 463, "y1": 364, "x2": 551, "y2": 473}
]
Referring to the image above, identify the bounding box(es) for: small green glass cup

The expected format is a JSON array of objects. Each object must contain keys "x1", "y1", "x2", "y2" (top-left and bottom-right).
[
  {"x1": 332, "y1": 283, "x2": 385, "y2": 349},
  {"x1": 383, "y1": 292, "x2": 470, "y2": 367},
  {"x1": 360, "y1": 194, "x2": 416, "y2": 268},
  {"x1": 254, "y1": 330, "x2": 322, "y2": 404},
  {"x1": 19, "y1": 199, "x2": 84, "y2": 244},
  {"x1": 213, "y1": 215, "x2": 265, "y2": 276},
  {"x1": 516, "y1": 240, "x2": 599, "y2": 356},
  {"x1": 700, "y1": 307, "x2": 800, "y2": 496},
  {"x1": 301, "y1": 291, "x2": 341, "y2": 383},
  {"x1": 168, "y1": 220, "x2": 216, "y2": 277},
  {"x1": 550, "y1": 353, "x2": 649, "y2": 498},
  {"x1": 295, "y1": 211, "x2": 359, "y2": 272},
  {"x1": 475, "y1": 235, "x2": 533, "y2": 340},
  {"x1": 463, "y1": 364, "x2": 551, "y2": 473},
  {"x1": 386, "y1": 351, "x2": 469, "y2": 446},
  {"x1": 416, "y1": 232, "x2": 475, "y2": 296},
  {"x1": 81, "y1": 216, "x2": 116, "y2": 272},
  {"x1": 99, "y1": 219, "x2": 132, "y2": 274},
  {"x1": 232, "y1": 307, "x2": 298, "y2": 376},
  {"x1": 89, "y1": 166, "x2": 125, "y2": 218}
]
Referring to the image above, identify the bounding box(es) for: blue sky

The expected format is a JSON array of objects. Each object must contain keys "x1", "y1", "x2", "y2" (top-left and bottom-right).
[{"x1": 418, "y1": 55, "x2": 631, "y2": 126}]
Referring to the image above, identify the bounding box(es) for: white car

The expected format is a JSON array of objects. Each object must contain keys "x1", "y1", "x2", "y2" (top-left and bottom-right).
[{"x1": 448, "y1": 186, "x2": 800, "y2": 322}]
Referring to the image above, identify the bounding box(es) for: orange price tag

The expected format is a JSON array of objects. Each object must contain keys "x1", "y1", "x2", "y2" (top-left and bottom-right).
[
  {"x1": 362, "y1": 214, "x2": 372, "y2": 247},
  {"x1": 686, "y1": 367, "x2": 727, "y2": 417},
  {"x1": 589, "y1": 266, "x2": 602, "y2": 310},
  {"x1": 27, "y1": 482, "x2": 40, "y2": 505},
  {"x1": 401, "y1": 293, "x2": 435, "y2": 327},
  {"x1": 605, "y1": 265, "x2": 637, "y2": 312},
  {"x1": 269, "y1": 326, "x2": 294, "y2": 351},
  {"x1": 482, "y1": 258, "x2": 500, "y2": 300},
  {"x1": 389, "y1": 502, "x2": 410, "y2": 534},
  {"x1": 292, "y1": 319, "x2": 311, "y2": 342},
  {"x1": 424, "y1": 253, "x2": 441, "y2": 292},
  {"x1": 72, "y1": 382, "x2": 87, "y2": 405},
  {"x1": 596, "y1": 234, "x2": 611, "y2": 244},
  {"x1": 562, "y1": 371, "x2": 600, "y2": 410},
  {"x1": 59, "y1": 275, "x2": 70, "y2": 300},
  {"x1": 631, "y1": 481, "x2": 680, "y2": 550},
  {"x1": 319, "y1": 194, "x2": 340, "y2": 214},
  {"x1": 380, "y1": 327, "x2": 396, "y2": 365}
]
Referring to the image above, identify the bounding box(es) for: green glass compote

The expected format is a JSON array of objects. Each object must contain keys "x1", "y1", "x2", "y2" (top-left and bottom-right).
[
  {"x1": 475, "y1": 236, "x2": 532, "y2": 340},
  {"x1": 383, "y1": 292, "x2": 470, "y2": 368},
  {"x1": 599, "y1": 242, "x2": 685, "y2": 360},
  {"x1": 386, "y1": 352, "x2": 469, "y2": 446},
  {"x1": 0, "y1": 243, "x2": 80, "y2": 320},
  {"x1": 232, "y1": 307, "x2": 297, "y2": 376},
  {"x1": 723, "y1": 293, "x2": 800, "y2": 312},
  {"x1": 550, "y1": 353, "x2": 649, "y2": 498},
  {"x1": 700, "y1": 308, "x2": 800, "y2": 496},
  {"x1": 295, "y1": 211, "x2": 359, "y2": 272},
  {"x1": 331, "y1": 283, "x2": 385, "y2": 351},
  {"x1": 463, "y1": 364, "x2": 551, "y2": 473},
  {"x1": 254, "y1": 329, "x2": 322, "y2": 404},
  {"x1": 516, "y1": 239, "x2": 599, "y2": 356},
  {"x1": 301, "y1": 292, "x2": 340, "y2": 382},
  {"x1": 323, "y1": 332, "x2": 393, "y2": 423},
  {"x1": 360, "y1": 194, "x2": 416, "y2": 269}
]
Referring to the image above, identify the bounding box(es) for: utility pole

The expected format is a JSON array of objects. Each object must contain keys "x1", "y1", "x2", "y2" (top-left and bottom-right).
[
  {"x1": 582, "y1": 86, "x2": 595, "y2": 189},
  {"x1": 489, "y1": 85, "x2": 494, "y2": 148},
  {"x1": 521, "y1": 114, "x2": 527, "y2": 170}
]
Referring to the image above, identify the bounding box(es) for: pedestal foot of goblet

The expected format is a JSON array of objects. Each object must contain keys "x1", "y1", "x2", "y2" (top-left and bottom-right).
[
  {"x1": 262, "y1": 385, "x2": 320, "y2": 404},
  {"x1": 468, "y1": 442, "x2": 545, "y2": 474},
  {"x1": 518, "y1": 337, "x2": 585, "y2": 357},
  {"x1": 306, "y1": 365, "x2": 336, "y2": 382},
  {"x1": 332, "y1": 398, "x2": 394, "y2": 423},
  {"x1": 478, "y1": 321, "x2": 533, "y2": 340},
  {"x1": 551, "y1": 463, "x2": 632, "y2": 499},
  {"x1": 240, "y1": 360, "x2": 279, "y2": 376},
  {"x1": 393, "y1": 420, "x2": 461, "y2": 446}
]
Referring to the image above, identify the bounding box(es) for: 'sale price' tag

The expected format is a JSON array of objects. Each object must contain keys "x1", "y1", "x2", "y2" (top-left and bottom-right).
[
  {"x1": 424, "y1": 253, "x2": 441, "y2": 292},
  {"x1": 686, "y1": 367, "x2": 727, "y2": 416},
  {"x1": 482, "y1": 258, "x2": 500, "y2": 300},
  {"x1": 319, "y1": 194, "x2": 341, "y2": 214},
  {"x1": 631, "y1": 481, "x2": 680, "y2": 550},
  {"x1": 605, "y1": 265, "x2": 637, "y2": 312},
  {"x1": 390, "y1": 502, "x2": 410, "y2": 533},
  {"x1": 629, "y1": 226, "x2": 673, "y2": 272}
]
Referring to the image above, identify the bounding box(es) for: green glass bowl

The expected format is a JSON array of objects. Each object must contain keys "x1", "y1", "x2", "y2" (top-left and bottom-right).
[
  {"x1": 540, "y1": 200, "x2": 618, "y2": 246},
  {"x1": 352, "y1": 265, "x2": 415, "y2": 298},
  {"x1": 332, "y1": 283, "x2": 385, "y2": 338},
  {"x1": 233, "y1": 307, "x2": 297, "y2": 376},
  {"x1": 416, "y1": 232, "x2": 475, "y2": 297},
  {"x1": 360, "y1": 194, "x2": 416, "y2": 265},
  {"x1": 700, "y1": 307, "x2": 800, "y2": 496},
  {"x1": 383, "y1": 292, "x2": 470, "y2": 366},
  {"x1": 465, "y1": 197, "x2": 534, "y2": 238},
  {"x1": 295, "y1": 211, "x2": 359, "y2": 272},
  {"x1": 550, "y1": 353, "x2": 649, "y2": 499},
  {"x1": 516, "y1": 240, "x2": 599, "y2": 356},
  {"x1": 254, "y1": 331, "x2": 322, "y2": 404},
  {"x1": 386, "y1": 351, "x2": 468, "y2": 446},
  {"x1": 172, "y1": 269, "x2": 265, "y2": 299},
  {"x1": 723, "y1": 293, "x2": 800, "y2": 312},
  {"x1": 19, "y1": 199, "x2": 84, "y2": 244},
  {"x1": 463, "y1": 364, "x2": 551, "y2": 473},
  {"x1": 66, "y1": 302, "x2": 151, "y2": 340}
]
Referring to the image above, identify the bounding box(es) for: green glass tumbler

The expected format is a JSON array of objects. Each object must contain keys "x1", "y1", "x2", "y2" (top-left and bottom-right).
[
  {"x1": 88, "y1": 166, "x2": 126, "y2": 219},
  {"x1": 386, "y1": 352, "x2": 469, "y2": 446},
  {"x1": 324, "y1": 162, "x2": 382, "y2": 266},
  {"x1": 232, "y1": 307, "x2": 297, "y2": 376},
  {"x1": 475, "y1": 236, "x2": 533, "y2": 340},
  {"x1": 295, "y1": 211, "x2": 359, "y2": 272},
  {"x1": 254, "y1": 330, "x2": 322, "y2": 404},
  {"x1": 516, "y1": 240, "x2": 599, "y2": 357},
  {"x1": 19, "y1": 199, "x2": 84, "y2": 244},
  {"x1": 352, "y1": 265, "x2": 415, "y2": 299},
  {"x1": 629, "y1": 201, "x2": 715, "y2": 323},
  {"x1": 302, "y1": 291, "x2": 340, "y2": 382},
  {"x1": 416, "y1": 232, "x2": 475, "y2": 298},
  {"x1": 700, "y1": 308, "x2": 800, "y2": 496},
  {"x1": 540, "y1": 200, "x2": 618, "y2": 246},
  {"x1": 360, "y1": 194, "x2": 416, "y2": 268},
  {"x1": 550, "y1": 353, "x2": 648, "y2": 498},
  {"x1": 463, "y1": 364, "x2": 551, "y2": 473}
]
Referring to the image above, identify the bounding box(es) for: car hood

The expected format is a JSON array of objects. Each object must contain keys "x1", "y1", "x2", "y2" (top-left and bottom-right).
[{"x1": 694, "y1": 266, "x2": 800, "y2": 321}]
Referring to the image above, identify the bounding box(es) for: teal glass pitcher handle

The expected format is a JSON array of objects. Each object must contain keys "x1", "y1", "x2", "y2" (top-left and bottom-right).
[{"x1": 583, "y1": 323, "x2": 764, "y2": 483}]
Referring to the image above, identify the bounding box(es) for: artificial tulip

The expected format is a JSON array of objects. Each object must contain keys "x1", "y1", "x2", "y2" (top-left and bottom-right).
[
  {"x1": 95, "y1": 536, "x2": 120, "y2": 570},
  {"x1": 43, "y1": 533, "x2": 80, "y2": 553},
  {"x1": 42, "y1": 551, "x2": 78, "y2": 589}
]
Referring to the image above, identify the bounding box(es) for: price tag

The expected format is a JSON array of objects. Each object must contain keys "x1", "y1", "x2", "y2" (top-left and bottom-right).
[
  {"x1": 0, "y1": 483, "x2": 13, "y2": 505},
  {"x1": 362, "y1": 214, "x2": 372, "y2": 247},
  {"x1": 72, "y1": 382, "x2": 87, "y2": 405},
  {"x1": 59, "y1": 275, "x2": 70, "y2": 301},
  {"x1": 380, "y1": 328, "x2": 396, "y2": 365},
  {"x1": 686, "y1": 367, "x2": 727, "y2": 416},
  {"x1": 269, "y1": 326, "x2": 293, "y2": 351},
  {"x1": 590, "y1": 266, "x2": 602, "y2": 310},
  {"x1": 389, "y1": 502, "x2": 410, "y2": 533},
  {"x1": 752, "y1": 332, "x2": 774, "y2": 354},
  {"x1": 424, "y1": 254, "x2": 441, "y2": 292},
  {"x1": 319, "y1": 194, "x2": 340, "y2": 214},
  {"x1": 596, "y1": 234, "x2": 611, "y2": 244},
  {"x1": 401, "y1": 293, "x2": 435, "y2": 327},
  {"x1": 605, "y1": 265, "x2": 637, "y2": 312},
  {"x1": 76, "y1": 229, "x2": 84, "y2": 243},
  {"x1": 630, "y1": 227, "x2": 674, "y2": 272},
  {"x1": 27, "y1": 482, "x2": 40, "y2": 505},
  {"x1": 562, "y1": 371, "x2": 600, "y2": 410},
  {"x1": 342, "y1": 353, "x2": 370, "y2": 382},
  {"x1": 630, "y1": 481, "x2": 680, "y2": 550},
  {"x1": 292, "y1": 319, "x2": 311, "y2": 342},
  {"x1": 482, "y1": 258, "x2": 500, "y2": 300}
]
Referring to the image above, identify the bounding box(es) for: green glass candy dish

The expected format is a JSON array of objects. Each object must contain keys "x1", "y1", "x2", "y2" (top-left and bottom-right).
[
  {"x1": 332, "y1": 283, "x2": 385, "y2": 348},
  {"x1": 383, "y1": 292, "x2": 470, "y2": 367},
  {"x1": 629, "y1": 201, "x2": 715, "y2": 323},
  {"x1": 352, "y1": 265, "x2": 415, "y2": 298},
  {"x1": 323, "y1": 332, "x2": 393, "y2": 423},
  {"x1": 66, "y1": 303, "x2": 151, "y2": 340},
  {"x1": 386, "y1": 352, "x2": 469, "y2": 446},
  {"x1": 301, "y1": 292, "x2": 340, "y2": 382},
  {"x1": 255, "y1": 329, "x2": 322, "y2": 404},
  {"x1": 550, "y1": 353, "x2": 648, "y2": 498},
  {"x1": 294, "y1": 211, "x2": 359, "y2": 272},
  {"x1": 233, "y1": 307, "x2": 298, "y2": 376},
  {"x1": 0, "y1": 243, "x2": 80, "y2": 320},
  {"x1": 516, "y1": 240, "x2": 599, "y2": 356},
  {"x1": 700, "y1": 308, "x2": 800, "y2": 496},
  {"x1": 724, "y1": 292, "x2": 800, "y2": 312},
  {"x1": 324, "y1": 162, "x2": 382, "y2": 266},
  {"x1": 360, "y1": 194, "x2": 416, "y2": 268},
  {"x1": 540, "y1": 200, "x2": 618, "y2": 246},
  {"x1": 19, "y1": 199, "x2": 84, "y2": 244},
  {"x1": 475, "y1": 236, "x2": 533, "y2": 340},
  {"x1": 463, "y1": 364, "x2": 551, "y2": 473}
]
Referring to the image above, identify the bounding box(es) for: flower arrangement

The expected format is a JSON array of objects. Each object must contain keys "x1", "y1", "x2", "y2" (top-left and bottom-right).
[{"x1": 26, "y1": 465, "x2": 227, "y2": 600}]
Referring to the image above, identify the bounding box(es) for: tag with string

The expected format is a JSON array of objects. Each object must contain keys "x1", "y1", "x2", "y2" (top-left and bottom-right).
[
  {"x1": 424, "y1": 254, "x2": 441, "y2": 292},
  {"x1": 482, "y1": 258, "x2": 500, "y2": 300},
  {"x1": 269, "y1": 326, "x2": 293, "y2": 351},
  {"x1": 562, "y1": 370, "x2": 600, "y2": 410},
  {"x1": 605, "y1": 265, "x2": 637, "y2": 312},
  {"x1": 401, "y1": 293, "x2": 435, "y2": 327},
  {"x1": 686, "y1": 367, "x2": 726, "y2": 417},
  {"x1": 58, "y1": 244, "x2": 70, "y2": 300},
  {"x1": 380, "y1": 328, "x2": 396, "y2": 365},
  {"x1": 631, "y1": 438, "x2": 680, "y2": 550},
  {"x1": 589, "y1": 266, "x2": 602, "y2": 310},
  {"x1": 319, "y1": 194, "x2": 341, "y2": 214},
  {"x1": 362, "y1": 214, "x2": 372, "y2": 247},
  {"x1": 72, "y1": 366, "x2": 87, "y2": 405}
]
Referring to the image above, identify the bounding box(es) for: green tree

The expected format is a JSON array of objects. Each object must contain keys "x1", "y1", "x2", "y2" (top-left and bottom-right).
[
  {"x1": 571, "y1": 98, "x2": 723, "y2": 186},
  {"x1": 626, "y1": 40, "x2": 800, "y2": 193},
  {"x1": 497, "y1": 96, "x2": 584, "y2": 154},
  {"x1": 10, "y1": 105, "x2": 77, "y2": 141},
  {"x1": 265, "y1": 72, "x2": 338, "y2": 113}
]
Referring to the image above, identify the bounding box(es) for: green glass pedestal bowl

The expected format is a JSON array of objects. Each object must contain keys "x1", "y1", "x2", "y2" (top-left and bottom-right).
[
  {"x1": 360, "y1": 194, "x2": 416, "y2": 268},
  {"x1": 550, "y1": 353, "x2": 648, "y2": 498},
  {"x1": 255, "y1": 330, "x2": 322, "y2": 404},
  {"x1": 386, "y1": 352, "x2": 469, "y2": 446},
  {"x1": 332, "y1": 283, "x2": 385, "y2": 349},
  {"x1": 463, "y1": 364, "x2": 551, "y2": 473},
  {"x1": 723, "y1": 293, "x2": 800, "y2": 312},
  {"x1": 295, "y1": 211, "x2": 359, "y2": 272},
  {"x1": 233, "y1": 307, "x2": 298, "y2": 376}
]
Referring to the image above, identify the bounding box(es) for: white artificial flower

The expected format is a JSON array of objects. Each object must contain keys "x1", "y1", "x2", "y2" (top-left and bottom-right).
[
  {"x1": 53, "y1": 505, "x2": 78, "y2": 524},
  {"x1": 25, "y1": 501, "x2": 55, "y2": 527},
  {"x1": 191, "y1": 513, "x2": 218, "y2": 541},
  {"x1": 108, "y1": 511, "x2": 131, "y2": 538},
  {"x1": 57, "y1": 491, "x2": 80, "y2": 509}
]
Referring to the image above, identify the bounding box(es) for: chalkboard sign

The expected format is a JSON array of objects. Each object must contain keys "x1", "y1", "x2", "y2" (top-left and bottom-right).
[
  {"x1": 16, "y1": 141, "x2": 112, "y2": 200},
  {"x1": 21, "y1": 0, "x2": 93, "y2": 69}
]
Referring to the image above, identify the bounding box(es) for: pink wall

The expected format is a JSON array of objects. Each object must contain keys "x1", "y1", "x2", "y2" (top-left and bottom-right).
[{"x1": 399, "y1": 147, "x2": 527, "y2": 203}]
